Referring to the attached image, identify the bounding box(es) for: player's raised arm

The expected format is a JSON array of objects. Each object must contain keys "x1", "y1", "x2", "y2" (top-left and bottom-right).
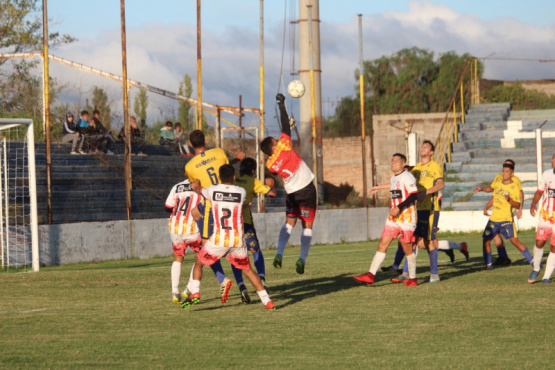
[{"x1": 276, "y1": 93, "x2": 291, "y2": 137}]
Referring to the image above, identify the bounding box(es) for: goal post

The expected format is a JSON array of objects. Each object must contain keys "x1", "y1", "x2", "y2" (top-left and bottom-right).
[{"x1": 0, "y1": 119, "x2": 39, "y2": 272}]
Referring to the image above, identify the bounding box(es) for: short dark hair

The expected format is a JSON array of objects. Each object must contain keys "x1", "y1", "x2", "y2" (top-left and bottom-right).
[
  {"x1": 189, "y1": 130, "x2": 205, "y2": 148},
  {"x1": 175, "y1": 122, "x2": 181, "y2": 128},
  {"x1": 219, "y1": 164, "x2": 235, "y2": 183},
  {"x1": 93, "y1": 109, "x2": 100, "y2": 116},
  {"x1": 260, "y1": 137, "x2": 274, "y2": 156},
  {"x1": 504, "y1": 159, "x2": 515, "y2": 166},
  {"x1": 393, "y1": 153, "x2": 407, "y2": 163},
  {"x1": 240, "y1": 157, "x2": 257, "y2": 176},
  {"x1": 165, "y1": 121, "x2": 173, "y2": 127},
  {"x1": 503, "y1": 163, "x2": 514, "y2": 171},
  {"x1": 81, "y1": 110, "x2": 89, "y2": 116},
  {"x1": 423, "y1": 140, "x2": 435, "y2": 152}
]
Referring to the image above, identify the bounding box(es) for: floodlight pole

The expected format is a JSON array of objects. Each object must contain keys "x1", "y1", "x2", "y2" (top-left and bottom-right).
[
  {"x1": 358, "y1": 14, "x2": 367, "y2": 209},
  {"x1": 259, "y1": 0, "x2": 266, "y2": 212},
  {"x1": 197, "y1": 0, "x2": 203, "y2": 130},
  {"x1": 42, "y1": 0, "x2": 52, "y2": 224},
  {"x1": 120, "y1": 0, "x2": 133, "y2": 224}
]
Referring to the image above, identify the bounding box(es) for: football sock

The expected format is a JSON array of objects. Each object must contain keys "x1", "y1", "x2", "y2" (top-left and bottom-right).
[
  {"x1": 521, "y1": 248, "x2": 533, "y2": 263},
  {"x1": 277, "y1": 223, "x2": 293, "y2": 256},
  {"x1": 438, "y1": 240, "x2": 462, "y2": 251},
  {"x1": 171, "y1": 261, "x2": 181, "y2": 294},
  {"x1": 369, "y1": 251, "x2": 386, "y2": 275},
  {"x1": 210, "y1": 260, "x2": 226, "y2": 284},
  {"x1": 402, "y1": 247, "x2": 418, "y2": 273},
  {"x1": 300, "y1": 228, "x2": 313, "y2": 261},
  {"x1": 533, "y1": 246, "x2": 543, "y2": 272},
  {"x1": 231, "y1": 265, "x2": 244, "y2": 287},
  {"x1": 187, "y1": 279, "x2": 201, "y2": 295},
  {"x1": 542, "y1": 252, "x2": 555, "y2": 280},
  {"x1": 393, "y1": 243, "x2": 405, "y2": 269},
  {"x1": 406, "y1": 253, "x2": 417, "y2": 279},
  {"x1": 497, "y1": 246, "x2": 509, "y2": 260},
  {"x1": 429, "y1": 248, "x2": 438, "y2": 275},
  {"x1": 484, "y1": 251, "x2": 492, "y2": 267},
  {"x1": 252, "y1": 249, "x2": 265, "y2": 278},
  {"x1": 257, "y1": 289, "x2": 271, "y2": 306}
]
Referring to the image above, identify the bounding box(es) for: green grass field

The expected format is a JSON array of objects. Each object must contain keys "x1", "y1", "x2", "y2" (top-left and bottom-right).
[{"x1": 1, "y1": 229, "x2": 553, "y2": 368}]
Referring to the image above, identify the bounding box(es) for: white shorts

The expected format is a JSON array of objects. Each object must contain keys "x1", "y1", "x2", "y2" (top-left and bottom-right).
[
  {"x1": 536, "y1": 220, "x2": 555, "y2": 245},
  {"x1": 382, "y1": 219, "x2": 416, "y2": 244},
  {"x1": 197, "y1": 240, "x2": 252, "y2": 270},
  {"x1": 170, "y1": 233, "x2": 202, "y2": 256}
]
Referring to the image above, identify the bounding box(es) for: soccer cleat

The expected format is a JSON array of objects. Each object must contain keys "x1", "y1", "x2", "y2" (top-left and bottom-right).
[
  {"x1": 404, "y1": 278, "x2": 418, "y2": 287},
  {"x1": 353, "y1": 272, "x2": 375, "y2": 285},
  {"x1": 180, "y1": 292, "x2": 200, "y2": 309},
  {"x1": 295, "y1": 258, "x2": 305, "y2": 274},
  {"x1": 528, "y1": 270, "x2": 540, "y2": 284},
  {"x1": 265, "y1": 301, "x2": 276, "y2": 310},
  {"x1": 181, "y1": 288, "x2": 191, "y2": 300},
  {"x1": 445, "y1": 249, "x2": 455, "y2": 263},
  {"x1": 429, "y1": 274, "x2": 440, "y2": 283},
  {"x1": 542, "y1": 279, "x2": 550, "y2": 284},
  {"x1": 220, "y1": 278, "x2": 233, "y2": 303},
  {"x1": 172, "y1": 293, "x2": 184, "y2": 305},
  {"x1": 390, "y1": 273, "x2": 409, "y2": 283},
  {"x1": 273, "y1": 254, "x2": 282, "y2": 269},
  {"x1": 494, "y1": 257, "x2": 512, "y2": 266},
  {"x1": 276, "y1": 93, "x2": 285, "y2": 105},
  {"x1": 460, "y1": 242, "x2": 469, "y2": 261},
  {"x1": 381, "y1": 265, "x2": 398, "y2": 272},
  {"x1": 239, "y1": 284, "x2": 251, "y2": 304}
]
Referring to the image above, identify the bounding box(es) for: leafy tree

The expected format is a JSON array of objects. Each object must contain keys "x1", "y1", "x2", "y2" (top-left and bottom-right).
[
  {"x1": 483, "y1": 82, "x2": 555, "y2": 110},
  {"x1": 178, "y1": 74, "x2": 193, "y2": 132},
  {"x1": 85, "y1": 87, "x2": 113, "y2": 130},
  {"x1": 324, "y1": 47, "x2": 484, "y2": 137},
  {"x1": 133, "y1": 88, "x2": 148, "y2": 126}
]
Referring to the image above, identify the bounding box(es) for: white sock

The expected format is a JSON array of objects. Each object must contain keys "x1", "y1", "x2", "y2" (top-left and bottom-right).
[
  {"x1": 187, "y1": 279, "x2": 201, "y2": 295},
  {"x1": 438, "y1": 240, "x2": 462, "y2": 251},
  {"x1": 406, "y1": 253, "x2": 417, "y2": 279},
  {"x1": 300, "y1": 228, "x2": 312, "y2": 261},
  {"x1": 171, "y1": 261, "x2": 181, "y2": 294},
  {"x1": 533, "y1": 246, "x2": 543, "y2": 272},
  {"x1": 277, "y1": 223, "x2": 293, "y2": 256},
  {"x1": 257, "y1": 289, "x2": 271, "y2": 305},
  {"x1": 369, "y1": 251, "x2": 386, "y2": 275},
  {"x1": 542, "y1": 252, "x2": 555, "y2": 280}
]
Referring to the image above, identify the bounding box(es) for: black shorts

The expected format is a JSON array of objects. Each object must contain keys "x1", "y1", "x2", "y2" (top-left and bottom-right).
[{"x1": 286, "y1": 182, "x2": 317, "y2": 222}]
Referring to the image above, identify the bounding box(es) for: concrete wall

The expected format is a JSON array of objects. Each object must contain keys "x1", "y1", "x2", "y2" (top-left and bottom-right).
[
  {"x1": 322, "y1": 112, "x2": 449, "y2": 203},
  {"x1": 36, "y1": 208, "x2": 538, "y2": 266}
]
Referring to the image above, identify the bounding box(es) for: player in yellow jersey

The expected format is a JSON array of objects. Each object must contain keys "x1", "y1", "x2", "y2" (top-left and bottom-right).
[
  {"x1": 475, "y1": 159, "x2": 524, "y2": 265},
  {"x1": 482, "y1": 163, "x2": 533, "y2": 270},
  {"x1": 183, "y1": 129, "x2": 245, "y2": 303},
  {"x1": 231, "y1": 158, "x2": 276, "y2": 303}
]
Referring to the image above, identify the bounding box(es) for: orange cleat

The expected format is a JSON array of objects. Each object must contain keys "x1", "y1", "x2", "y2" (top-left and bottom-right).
[
  {"x1": 404, "y1": 278, "x2": 418, "y2": 287},
  {"x1": 354, "y1": 272, "x2": 375, "y2": 285}
]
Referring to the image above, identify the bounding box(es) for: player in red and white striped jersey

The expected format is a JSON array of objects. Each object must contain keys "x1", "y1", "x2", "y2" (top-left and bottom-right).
[
  {"x1": 529, "y1": 154, "x2": 555, "y2": 284},
  {"x1": 164, "y1": 179, "x2": 203, "y2": 305},
  {"x1": 354, "y1": 153, "x2": 419, "y2": 287},
  {"x1": 182, "y1": 165, "x2": 275, "y2": 310},
  {"x1": 260, "y1": 93, "x2": 317, "y2": 275}
]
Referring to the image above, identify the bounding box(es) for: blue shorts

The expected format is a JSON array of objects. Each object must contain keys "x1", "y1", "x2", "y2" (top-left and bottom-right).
[
  {"x1": 195, "y1": 200, "x2": 214, "y2": 240},
  {"x1": 482, "y1": 220, "x2": 516, "y2": 240},
  {"x1": 244, "y1": 223, "x2": 260, "y2": 253},
  {"x1": 415, "y1": 210, "x2": 439, "y2": 240}
]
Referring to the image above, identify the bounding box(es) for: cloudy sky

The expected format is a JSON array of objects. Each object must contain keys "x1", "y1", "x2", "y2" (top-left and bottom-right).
[{"x1": 42, "y1": 0, "x2": 555, "y2": 126}]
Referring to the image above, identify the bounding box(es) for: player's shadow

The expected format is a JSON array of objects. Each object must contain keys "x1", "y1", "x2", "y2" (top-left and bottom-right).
[{"x1": 269, "y1": 273, "x2": 358, "y2": 309}]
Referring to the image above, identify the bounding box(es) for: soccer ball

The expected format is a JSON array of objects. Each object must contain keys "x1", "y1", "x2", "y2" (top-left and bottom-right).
[{"x1": 287, "y1": 80, "x2": 306, "y2": 99}]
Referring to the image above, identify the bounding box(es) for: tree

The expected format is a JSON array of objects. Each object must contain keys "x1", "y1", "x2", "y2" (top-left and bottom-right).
[
  {"x1": 483, "y1": 82, "x2": 555, "y2": 110},
  {"x1": 324, "y1": 48, "x2": 483, "y2": 137},
  {"x1": 178, "y1": 74, "x2": 193, "y2": 132},
  {"x1": 85, "y1": 87, "x2": 113, "y2": 130},
  {"x1": 133, "y1": 88, "x2": 148, "y2": 126}
]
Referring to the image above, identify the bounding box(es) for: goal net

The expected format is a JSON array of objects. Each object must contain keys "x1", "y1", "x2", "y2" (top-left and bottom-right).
[{"x1": 0, "y1": 119, "x2": 39, "y2": 271}]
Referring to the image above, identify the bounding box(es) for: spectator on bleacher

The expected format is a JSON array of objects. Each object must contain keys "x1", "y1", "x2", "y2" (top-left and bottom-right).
[
  {"x1": 118, "y1": 116, "x2": 146, "y2": 156},
  {"x1": 159, "y1": 121, "x2": 179, "y2": 153},
  {"x1": 174, "y1": 122, "x2": 192, "y2": 156},
  {"x1": 89, "y1": 117, "x2": 115, "y2": 155},
  {"x1": 62, "y1": 112, "x2": 86, "y2": 155},
  {"x1": 77, "y1": 110, "x2": 91, "y2": 154}
]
